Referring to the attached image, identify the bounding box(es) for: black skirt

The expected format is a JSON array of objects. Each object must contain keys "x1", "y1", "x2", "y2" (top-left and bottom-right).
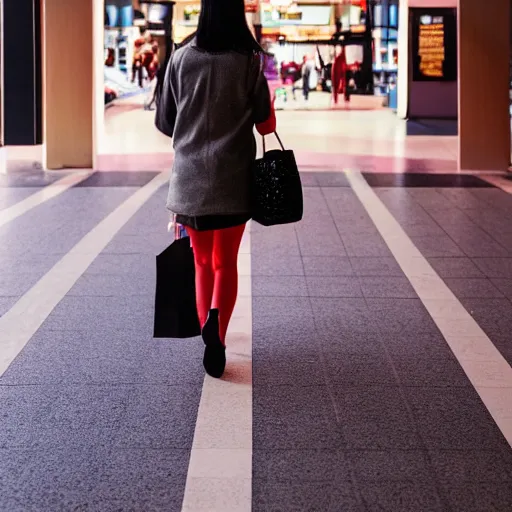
[{"x1": 176, "y1": 214, "x2": 251, "y2": 232}]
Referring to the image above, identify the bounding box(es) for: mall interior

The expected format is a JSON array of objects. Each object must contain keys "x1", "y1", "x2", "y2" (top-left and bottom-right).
[{"x1": 1, "y1": 0, "x2": 512, "y2": 510}]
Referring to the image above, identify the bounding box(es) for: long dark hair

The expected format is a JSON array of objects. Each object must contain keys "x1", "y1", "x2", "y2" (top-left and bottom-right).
[{"x1": 195, "y1": 0, "x2": 263, "y2": 54}]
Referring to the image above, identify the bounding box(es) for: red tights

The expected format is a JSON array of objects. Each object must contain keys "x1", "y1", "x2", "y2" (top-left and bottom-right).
[{"x1": 187, "y1": 224, "x2": 246, "y2": 344}]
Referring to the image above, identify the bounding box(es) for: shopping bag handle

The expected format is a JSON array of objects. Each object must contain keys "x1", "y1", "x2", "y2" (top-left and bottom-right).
[{"x1": 262, "y1": 132, "x2": 285, "y2": 154}]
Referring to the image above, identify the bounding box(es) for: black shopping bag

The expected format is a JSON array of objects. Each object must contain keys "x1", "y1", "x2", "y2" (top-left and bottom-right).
[
  {"x1": 252, "y1": 132, "x2": 303, "y2": 227},
  {"x1": 153, "y1": 236, "x2": 201, "y2": 338}
]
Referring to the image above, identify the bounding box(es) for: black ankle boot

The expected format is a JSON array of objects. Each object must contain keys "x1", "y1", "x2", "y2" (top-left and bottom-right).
[{"x1": 201, "y1": 309, "x2": 226, "y2": 378}]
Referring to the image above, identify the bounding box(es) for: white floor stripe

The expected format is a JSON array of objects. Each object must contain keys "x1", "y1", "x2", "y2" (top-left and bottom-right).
[
  {"x1": 181, "y1": 227, "x2": 253, "y2": 512},
  {"x1": 346, "y1": 169, "x2": 512, "y2": 447},
  {"x1": 480, "y1": 173, "x2": 512, "y2": 194},
  {"x1": 0, "y1": 171, "x2": 93, "y2": 227},
  {"x1": 0, "y1": 172, "x2": 169, "y2": 377}
]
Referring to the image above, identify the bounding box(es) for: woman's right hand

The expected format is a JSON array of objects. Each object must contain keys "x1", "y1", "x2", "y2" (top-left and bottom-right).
[{"x1": 256, "y1": 96, "x2": 276, "y2": 136}]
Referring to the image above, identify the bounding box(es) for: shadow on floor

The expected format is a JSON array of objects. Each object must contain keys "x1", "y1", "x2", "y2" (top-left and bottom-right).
[{"x1": 407, "y1": 119, "x2": 458, "y2": 136}]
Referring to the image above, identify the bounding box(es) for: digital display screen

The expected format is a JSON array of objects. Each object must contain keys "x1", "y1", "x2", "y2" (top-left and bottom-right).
[{"x1": 411, "y1": 8, "x2": 457, "y2": 81}]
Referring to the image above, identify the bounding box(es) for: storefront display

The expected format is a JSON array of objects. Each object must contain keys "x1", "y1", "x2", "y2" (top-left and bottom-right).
[
  {"x1": 411, "y1": 8, "x2": 457, "y2": 82},
  {"x1": 260, "y1": 2, "x2": 334, "y2": 42},
  {"x1": 370, "y1": 0, "x2": 399, "y2": 96},
  {"x1": 103, "y1": 0, "x2": 174, "y2": 108}
]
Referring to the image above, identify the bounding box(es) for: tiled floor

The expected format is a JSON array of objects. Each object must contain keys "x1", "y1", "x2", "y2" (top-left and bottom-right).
[{"x1": 1, "y1": 107, "x2": 512, "y2": 510}]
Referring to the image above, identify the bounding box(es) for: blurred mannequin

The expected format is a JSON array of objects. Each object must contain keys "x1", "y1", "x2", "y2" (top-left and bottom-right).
[
  {"x1": 332, "y1": 45, "x2": 349, "y2": 106},
  {"x1": 132, "y1": 31, "x2": 159, "y2": 87}
]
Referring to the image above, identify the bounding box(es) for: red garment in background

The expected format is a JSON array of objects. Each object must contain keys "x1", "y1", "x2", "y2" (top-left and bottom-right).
[{"x1": 331, "y1": 49, "x2": 348, "y2": 105}]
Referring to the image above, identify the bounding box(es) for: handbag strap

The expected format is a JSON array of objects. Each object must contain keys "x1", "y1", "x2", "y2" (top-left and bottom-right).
[{"x1": 262, "y1": 132, "x2": 285, "y2": 154}]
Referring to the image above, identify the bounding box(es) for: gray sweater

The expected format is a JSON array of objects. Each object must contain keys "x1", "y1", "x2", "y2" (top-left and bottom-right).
[{"x1": 156, "y1": 41, "x2": 272, "y2": 217}]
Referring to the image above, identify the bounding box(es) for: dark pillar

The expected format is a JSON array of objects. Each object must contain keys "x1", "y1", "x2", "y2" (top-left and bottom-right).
[{"x1": 2, "y1": 0, "x2": 42, "y2": 145}]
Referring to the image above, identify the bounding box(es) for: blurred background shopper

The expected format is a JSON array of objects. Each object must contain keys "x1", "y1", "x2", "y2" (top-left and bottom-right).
[
  {"x1": 301, "y1": 55, "x2": 315, "y2": 101},
  {"x1": 156, "y1": 0, "x2": 276, "y2": 378}
]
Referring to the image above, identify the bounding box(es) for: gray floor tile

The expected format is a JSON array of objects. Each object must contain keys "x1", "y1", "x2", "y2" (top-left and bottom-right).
[
  {"x1": 252, "y1": 224, "x2": 297, "y2": 242},
  {"x1": 347, "y1": 450, "x2": 432, "y2": 482},
  {"x1": 407, "y1": 189, "x2": 456, "y2": 211},
  {"x1": 253, "y1": 449, "x2": 351, "y2": 482},
  {"x1": 302, "y1": 256, "x2": 354, "y2": 276},
  {"x1": 324, "y1": 354, "x2": 398, "y2": 387},
  {"x1": 402, "y1": 222, "x2": 447, "y2": 237},
  {"x1": 252, "y1": 324, "x2": 318, "y2": 352},
  {"x1": 0, "y1": 385, "x2": 128, "y2": 449},
  {"x1": 306, "y1": 276, "x2": 363, "y2": 297},
  {"x1": 252, "y1": 276, "x2": 308, "y2": 297},
  {"x1": 335, "y1": 216, "x2": 379, "y2": 235},
  {"x1": 358, "y1": 481, "x2": 444, "y2": 512},
  {"x1": 473, "y1": 257, "x2": 512, "y2": 278},
  {"x1": 366, "y1": 298, "x2": 435, "y2": 333},
  {"x1": 296, "y1": 229, "x2": 347, "y2": 257},
  {"x1": 359, "y1": 276, "x2": 417, "y2": 299},
  {"x1": 332, "y1": 386, "x2": 422, "y2": 450},
  {"x1": 252, "y1": 296, "x2": 312, "y2": 318},
  {"x1": 86, "y1": 253, "x2": 155, "y2": 275},
  {"x1": 405, "y1": 387, "x2": 509, "y2": 451},
  {"x1": 429, "y1": 449, "x2": 512, "y2": 483},
  {"x1": 0, "y1": 188, "x2": 40, "y2": 210},
  {"x1": 379, "y1": 332, "x2": 456, "y2": 360},
  {"x1": 427, "y1": 257, "x2": 485, "y2": 278},
  {"x1": 0, "y1": 448, "x2": 105, "y2": 511},
  {"x1": 103, "y1": 233, "x2": 169, "y2": 255},
  {"x1": 297, "y1": 189, "x2": 331, "y2": 211},
  {"x1": 0, "y1": 251, "x2": 55, "y2": 276},
  {"x1": 384, "y1": 206, "x2": 434, "y2": 227},
  {"x1": 252, "y1": 311, "x2": 314, "y2": 332},
  {"x1": 0, "y1": 271, "x2": 48, "y2": 297},
  {"x1": 251, "y1": 230, "x2": 300, "y2": 256},
  {"x1": 299, "y1": 172, "x2": 319, "y2": 187},
  {"x1": 115, "y1": 386, "x2": 202, "y2": 449},
  {"x1": 253, "y1": 385, "x2": 341, "y2": 450},
  {"x1": 392, "y1": 357, "x2": 471, "y2": 387},
  {"x1": 0, "y1": 296, "x2": 17, "y2": 317},
  {"x1": 490, "y1": 334, "x2": 512, "y2": 363},
  {"x1": 341, "y1": 234, "x2": 393, "y2": 258},
  {"x1": 93, "y1": 449, "x2": 189, "y2": 512},
  {"x1": 0, "y1": 330, "x2": 204, "y2": 386},
  {"x1": 316, "y1": 173, "x2": 351, "y2": 187},
  {"x1": 44, "y1": 296, "x2": 154, "y2": 332},
  {"x1": 350, "y1": 257, "x2": 404, "y2": 277},
  {"x1": 410, "y1": 235, "x2": 465, "y2": 257},
  {"x1": 490, "y1": 278, "x2": 512, "y2": 300},
  {"x1": 460, "y1": 298, "x2": 512, "y2": 336},
  {"x1": 253, "y1": 480, "x2": 363, "y2": 512},
  {"x1": 317, "y1": 331, "x2": 388, "y2": 358},
  {"x1": 68, "y1": 273, "x2": 155, "y2": 296},
  {"x1": 443, "y1": 278, "x2": 504, "y2": 299},
  {"x1": 438, "y1": 188, "x2": 492, "y2": 210},
  {"x1": 311, "y1": 298, "x2": 377, "y2": 333},
  {"x1": 452, "y1": 238, "x2": 510, "y2": 258},
  {"x1": 443, "y1": 226, "x2": 510, "y2": 258},
  {"x1": 252, "y1": 253, "x2": 304, "y2": 276},
  {"x1": 253, "y1": 352, "x2": 325, "y2": 387},
  {"x1": 442, "y1": 483, "x2": 512, "y2": 512}
]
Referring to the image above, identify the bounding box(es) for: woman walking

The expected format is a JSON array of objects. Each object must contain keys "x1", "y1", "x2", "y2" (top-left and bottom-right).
[{"x1": 156, "y1": 0, "x2": 275, "y2": 378}]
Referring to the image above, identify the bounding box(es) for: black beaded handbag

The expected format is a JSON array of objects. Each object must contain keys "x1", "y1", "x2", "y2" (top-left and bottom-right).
[{"x1": 252, "y1": 132, "x2": 303, "y2": 227}]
